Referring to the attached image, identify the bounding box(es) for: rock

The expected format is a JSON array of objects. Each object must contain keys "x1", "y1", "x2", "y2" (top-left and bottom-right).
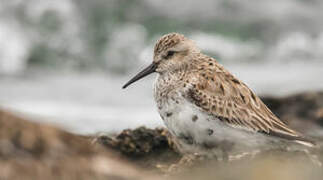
[
  {"x1": 315, "y1": 108, "x2": 323, "y2": 120},
  {"x1": 262, "y1": 92, "x2": 323, "y2": 135},
  {"x1": 0, "y1": 109, "x2": 160, "y2": 180},
  {"x1": 94, "y1": 126, "x2": 181, "y2": 170}
]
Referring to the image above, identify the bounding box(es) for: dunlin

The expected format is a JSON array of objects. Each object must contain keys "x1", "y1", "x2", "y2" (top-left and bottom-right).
[{"x1": 123, "y1": 33, "x2": 314, "y2": 156}]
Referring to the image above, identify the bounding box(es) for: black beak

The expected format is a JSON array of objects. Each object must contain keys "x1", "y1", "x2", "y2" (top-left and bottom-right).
[{"x1": 122, "y1": 63, "x2": 157, "y2": 89}]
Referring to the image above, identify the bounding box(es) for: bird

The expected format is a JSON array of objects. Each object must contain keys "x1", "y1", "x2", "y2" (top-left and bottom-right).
[{"x1": 122, "y1": 33, "x2": 315, "y2": 157}]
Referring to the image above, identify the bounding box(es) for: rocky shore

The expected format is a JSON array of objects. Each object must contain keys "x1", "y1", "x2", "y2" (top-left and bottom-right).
[{"x1": 1, "y1": 92, "x2": 323, "y2": 179}]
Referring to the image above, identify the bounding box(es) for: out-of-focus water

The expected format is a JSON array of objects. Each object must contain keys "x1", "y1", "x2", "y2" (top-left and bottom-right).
[{"x1": 0, "y1": 0, "x2": 323, "y2": 134}]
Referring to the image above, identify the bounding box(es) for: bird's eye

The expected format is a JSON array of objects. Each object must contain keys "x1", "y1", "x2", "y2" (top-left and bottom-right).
[{"x1": 165, "y1": 50, "x2": 176, "y2": 59}]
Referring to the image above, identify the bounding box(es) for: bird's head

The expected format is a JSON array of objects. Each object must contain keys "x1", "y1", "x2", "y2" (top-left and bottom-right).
[{"x1": 123, "y1": 33, "x2": 199, "y2": 89}]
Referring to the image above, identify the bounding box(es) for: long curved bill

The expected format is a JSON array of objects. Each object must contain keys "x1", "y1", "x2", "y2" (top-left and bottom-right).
[{"x1": 122, "y1": 63, "x2": 157, "y2": 89}]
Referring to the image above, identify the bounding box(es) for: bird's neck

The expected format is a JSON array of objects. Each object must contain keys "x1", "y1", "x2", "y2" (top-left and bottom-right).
[
  {"x1": 158, "y1": 68, "x2": 187, "y2": 84},
  {"x1": 154, "y1": 65, "x2": 188, "y2": 95}
]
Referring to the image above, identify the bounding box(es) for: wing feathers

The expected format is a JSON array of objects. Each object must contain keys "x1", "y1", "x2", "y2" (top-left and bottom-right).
[{"x1": 185, "y1": 59, "x2": 314, "y2": 145}]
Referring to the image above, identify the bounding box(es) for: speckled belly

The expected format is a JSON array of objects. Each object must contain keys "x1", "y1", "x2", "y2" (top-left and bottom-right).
[{"x1": 156, "y1": 94, "x2": 270, "y2": 154}]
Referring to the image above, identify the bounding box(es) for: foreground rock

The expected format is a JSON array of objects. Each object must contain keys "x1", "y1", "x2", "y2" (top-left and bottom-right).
[
  {"x1": 0, "y1": 110, "x2": 159, "y2": 180},
  {"x1": 95, "y1": 127, "x2": 181, "y2": 170},
  {"x1": 262, "y1": 91, "x2": 323, "y2": 138}
]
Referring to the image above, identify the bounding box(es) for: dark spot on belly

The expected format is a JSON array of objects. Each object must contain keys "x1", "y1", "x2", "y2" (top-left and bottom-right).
[
  {"x1": 192, "y1": 115, "x2": 198, "y2": 122},
  {"x1": 178, "y1": 133, "x2": 194, "y2": 145},
  {"x1": 202, "y1": 142, "x2": 218, "y2": 149},
  {"x1": 166, "y1": 112, "x2": 173, "y2": 117},
  {"x1": 207, "y1": 129, "x2": 214, "y2": 135},
  {"x1": 184, "y1": 137, "x2": 194, "y2": 145}
]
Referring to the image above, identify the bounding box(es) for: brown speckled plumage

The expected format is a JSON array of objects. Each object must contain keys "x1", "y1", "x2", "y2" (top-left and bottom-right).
[
  {"x1": 154, "y1": 33, "x2": 186, "y2": 56},
  {"x1": 185, "y1": 55, "x2": 297, "y2": 136}
]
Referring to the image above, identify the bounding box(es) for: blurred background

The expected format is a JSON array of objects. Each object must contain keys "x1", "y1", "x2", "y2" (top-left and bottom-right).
[{"x1": 0, "y1": 0, "x2": 323, "y2": 135}]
